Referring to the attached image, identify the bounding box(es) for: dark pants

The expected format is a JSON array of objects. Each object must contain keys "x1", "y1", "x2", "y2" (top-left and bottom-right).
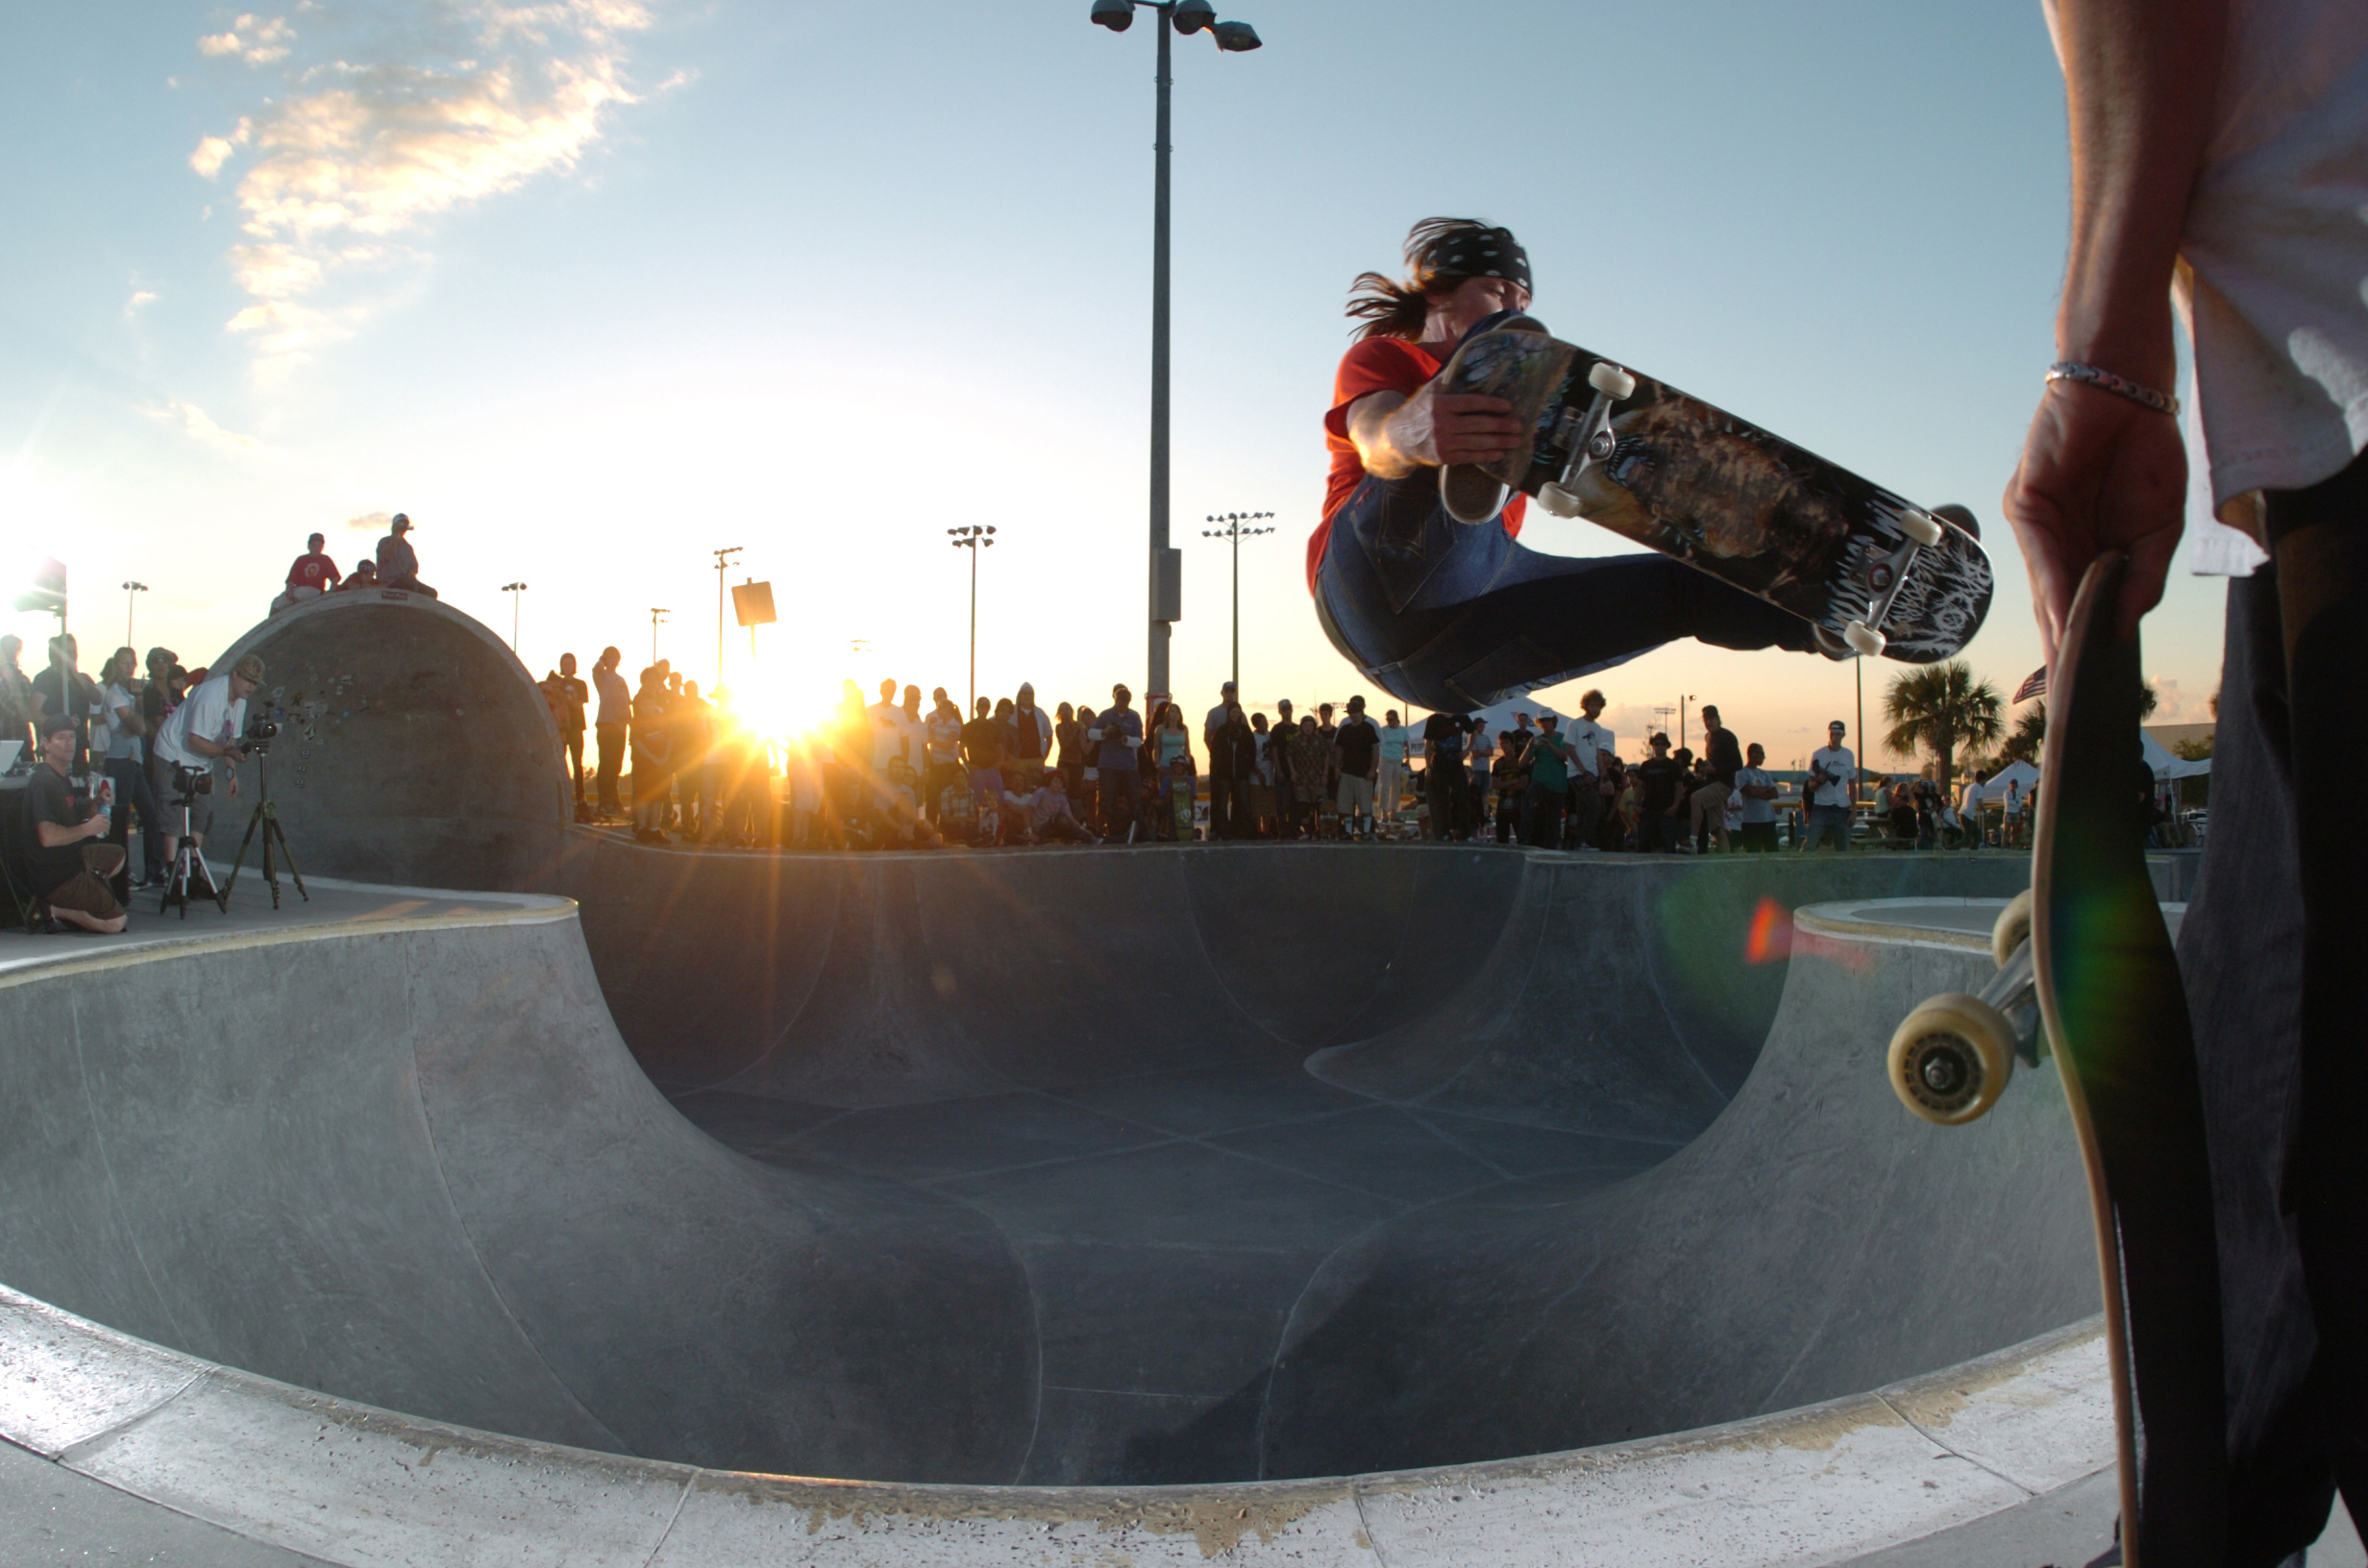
[
  {"x1": 105, "y1": 755, "x2": 164, "y2": 882},
  {"x1": 2180, "y1": 451, "x2": 2368, "y2": 1567},
  {"x1": 1739, "y1": 821, "x2": 1779, "y2": 852},
  {"x1": 1519, "y1": 784, "x2": 1564, "y2": 848},
  {"x1": 1566, "y1": 778, "x2": 1604, "y2": 848},
  {"x1": 1098, "y1": 769, "x2": 1138, "y2": 842},
  {"x1": 1313, "y1": 470, "x2": 1816, "y2": 711},
  {"x1": 1424, "y1": 763, "x2": 1465, "y2": 840},
  {"x1": 1207, "y1": 772, "x2": 1240, "y2": 839},
  {"x1": 596, "y1": 723, "x2": 626, "y2": 814},
  {"x1": 563, "y1": 730, "x2": 585, "y2": 803}
]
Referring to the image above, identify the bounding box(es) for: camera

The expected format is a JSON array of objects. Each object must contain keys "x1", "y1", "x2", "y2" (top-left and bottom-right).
[
  {"x1": 243, "y1": 715, "x2": 281, "y2": 755},
  {"x1": 170, "y1": 763, "x2": 214, "y2": 800}
]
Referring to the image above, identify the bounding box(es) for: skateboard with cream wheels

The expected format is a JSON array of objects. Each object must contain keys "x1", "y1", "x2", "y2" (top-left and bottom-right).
[
  {"x1": 1887, "y1": 552, "x2": 2227, "y2": 1567},
  {"x1": 1433, "y1": 320, "x2": 1993, "y2": 662}
]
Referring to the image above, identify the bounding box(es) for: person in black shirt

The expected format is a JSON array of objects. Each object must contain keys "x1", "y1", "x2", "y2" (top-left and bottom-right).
[
  {"x1": 1331, "y1": 696, "x2": 1382, "y2": 839},
  {"x1": 24, "y1": 717, "x2": 126, "y2": 932},
  {"x1": 1206, "y1": 695, "x2": 1256, "y2": 840},
  {"x1": 1634, "y1": 733, "x2": 1686, "y2": 852},
  {"x1": 1421, "y1": 711, "x2": 1472, "y2": 840},
  {"x1": 30, "y1": 634, "x2": 100, "y2": 772}
]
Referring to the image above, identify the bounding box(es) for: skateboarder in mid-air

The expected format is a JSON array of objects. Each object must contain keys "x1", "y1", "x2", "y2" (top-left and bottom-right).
[{"x1": 1310, "y1": 217, "x2": 1833, "y2": 711}]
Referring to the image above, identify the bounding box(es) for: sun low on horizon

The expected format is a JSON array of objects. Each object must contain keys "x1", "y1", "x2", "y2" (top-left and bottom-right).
[{"x1": 4, "y1": 1, "x2": 2231, "y2": 773}]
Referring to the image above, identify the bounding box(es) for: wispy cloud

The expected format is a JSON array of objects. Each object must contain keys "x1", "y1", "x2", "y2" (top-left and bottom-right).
[
  {"x1": 200, "y1": 14, "x2": 296, "y2": 65},
  {"x1": 344, "y1": 509, "x2": 393, "y2": 533},
  {"x1": 147, "y1": 400, "x2": 266, "y2": 454},
  {"x1": 190, "y1": 2, "x2": 655, "y2": 372}
]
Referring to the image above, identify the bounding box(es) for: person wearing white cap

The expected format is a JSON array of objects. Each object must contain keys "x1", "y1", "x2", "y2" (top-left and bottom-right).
[{"x1": 376, "y1": 513, "x2": 436, "y2": 598}]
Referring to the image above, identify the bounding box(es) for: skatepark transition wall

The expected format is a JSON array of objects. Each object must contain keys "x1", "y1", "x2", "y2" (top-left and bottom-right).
[{"x1": 0, "y1": 592, "x2": 2103, "y2": 1486}]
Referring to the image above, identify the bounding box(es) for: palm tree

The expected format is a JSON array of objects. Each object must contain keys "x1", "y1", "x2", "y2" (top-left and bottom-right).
[
  {"x1": 1996, "y1": 702, "x2": 2045, "y2": 768},
  {"x1": 1883, "y1": 660, "x2": 2005, "y2": 790}
]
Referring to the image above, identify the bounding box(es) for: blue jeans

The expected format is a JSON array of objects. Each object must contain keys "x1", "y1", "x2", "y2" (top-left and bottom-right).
[
  {"x1": 1802, "y1": 804, "x2": 1852, "y2": 851},
  {"x1": 1313, "y1": 472, "x2": 1816, "y2": 711}
]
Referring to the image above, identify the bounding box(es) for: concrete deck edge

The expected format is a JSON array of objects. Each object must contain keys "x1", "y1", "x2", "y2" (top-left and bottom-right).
[{"x1": 0, "y1": 1275, "x2": 2111, "y2": 1567}]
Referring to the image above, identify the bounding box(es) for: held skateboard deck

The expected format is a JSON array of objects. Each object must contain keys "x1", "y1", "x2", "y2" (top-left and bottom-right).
[
  {"x1": 1434, "y1": 322, "x2": 1992, "y2": 662},
  {"x1": 1885, "y1": 553, "x2": 2226, "y2": 1567}
]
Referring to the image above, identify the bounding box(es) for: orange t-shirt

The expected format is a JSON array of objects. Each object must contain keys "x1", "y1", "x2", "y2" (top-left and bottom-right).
[{"x1": 1308, "y1": 337, "x2": 1527, "y2": 591}]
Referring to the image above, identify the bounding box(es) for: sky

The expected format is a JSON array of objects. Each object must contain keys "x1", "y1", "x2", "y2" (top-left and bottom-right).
[{"x1": 3, "y1": 0, "x2": 2232, "y2": 771}]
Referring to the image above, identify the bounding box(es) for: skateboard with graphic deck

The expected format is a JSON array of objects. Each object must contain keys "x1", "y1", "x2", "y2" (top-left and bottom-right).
[
  {"x1": 1886, "y1": 552, "x2": 2226, "y2": 1568},
  {"x1": 1434, "y1": 321, "x2": 1992, "y2": 662}
]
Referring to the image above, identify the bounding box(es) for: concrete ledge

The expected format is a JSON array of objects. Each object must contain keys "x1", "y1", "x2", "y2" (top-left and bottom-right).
[{"x1": 0, "y1": 1282, "x2": 2110, "y2": 1566}]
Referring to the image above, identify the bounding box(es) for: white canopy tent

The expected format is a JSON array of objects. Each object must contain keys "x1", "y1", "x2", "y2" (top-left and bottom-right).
[{"x1": 2141, "y1": 730, "x2": 2212, "y2": 779}]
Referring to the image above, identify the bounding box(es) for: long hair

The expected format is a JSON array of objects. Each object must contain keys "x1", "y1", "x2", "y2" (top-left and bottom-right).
[{"x1": 1345, "y1": 216, "x2": 1522, "y2": 341}]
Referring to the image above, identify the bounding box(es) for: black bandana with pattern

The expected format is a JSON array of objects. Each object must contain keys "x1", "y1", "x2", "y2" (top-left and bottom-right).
[{"x1": 1433, "y1": 228, "x2": 1530, "y2": 293}]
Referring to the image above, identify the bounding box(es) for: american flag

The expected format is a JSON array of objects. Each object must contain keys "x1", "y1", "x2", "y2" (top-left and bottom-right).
[{"x1": 2013, "y1": 667, "x2": 2048, "y2": 704}]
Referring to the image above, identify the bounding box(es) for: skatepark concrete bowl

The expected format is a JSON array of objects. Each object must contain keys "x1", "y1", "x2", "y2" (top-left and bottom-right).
[{"x1": 0, "y1": 595, "x2": 2132, "y2": 1564}]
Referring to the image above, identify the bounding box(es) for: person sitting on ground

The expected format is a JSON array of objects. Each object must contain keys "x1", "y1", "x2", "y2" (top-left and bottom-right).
[
  {"x1": 275, "y1": 532, "x2": 341, "y2": 612},
  {"x1": 375, "y1": 513, "x2": 436, "y2": 598},
  {"x1": 24, "y1": 716, "x2": 128, "y2": 933},
  {"x1": 339, "y1": 558, "x2": 379, "y2": 591},
  {"x1": 876, "y1": 756, "x2": 942, "y2": 850},
  {"x1": 1007, "y1": 775, "x2": 1095, "y2": 845}
]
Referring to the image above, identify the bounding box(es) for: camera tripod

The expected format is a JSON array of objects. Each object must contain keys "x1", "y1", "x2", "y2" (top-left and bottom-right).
[
  {"x1": 160, "y1": 793, "x2": 226, "y2": 919},
  {"x1": 221, "y1": 747, "x2": 308, "y2": 910}
]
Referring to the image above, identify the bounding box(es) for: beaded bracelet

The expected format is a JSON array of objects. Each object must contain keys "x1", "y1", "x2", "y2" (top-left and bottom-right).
[{"x1": 2046, "y1": 361, "x2": 2180, "y2": 417}]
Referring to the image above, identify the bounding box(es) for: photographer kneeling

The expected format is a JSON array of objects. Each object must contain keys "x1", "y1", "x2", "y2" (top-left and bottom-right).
[
  {"x1": 26, "y1": 715, "x2": 128, "y2": 933},
  {"x1": 151, "y1": 654, "x2": 261, "y2": 887}
]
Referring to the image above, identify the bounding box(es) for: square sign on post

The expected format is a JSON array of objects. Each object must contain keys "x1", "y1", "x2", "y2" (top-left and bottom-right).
[{"x1": 731, "y1": 580, "x2": 777, "y2": 628}]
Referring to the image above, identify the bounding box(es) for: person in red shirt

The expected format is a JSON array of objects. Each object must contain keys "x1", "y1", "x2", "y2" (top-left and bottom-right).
[
  {"x1": 276, "y1": 533, "x2": 342, "y2": 613},
  {"x1": 1310, "y1": 217, "x2": 1826, "y2": 711}
]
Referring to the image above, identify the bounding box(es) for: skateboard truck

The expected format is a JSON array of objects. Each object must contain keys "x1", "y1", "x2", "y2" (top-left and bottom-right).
[
  {"x1": 1887, "y1": 890, "x2": 2045, "y2": 1124},
  {"x1": 1837, "y1": 508, "x2": 1948, "y2": 657},
  {"x1": 1533, "y1": 360, "x2": 1640, "y2": 520}
]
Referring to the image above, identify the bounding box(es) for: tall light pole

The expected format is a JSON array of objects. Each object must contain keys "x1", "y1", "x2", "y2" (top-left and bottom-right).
[
  {"x1": 502, "y1": 581, "x2": 527, "y2": 653},
  {"x1": 710, "y1": 546, "x2": 742, "y2": 691},
  {"x1": 1090, "y1": 0, "x2": 1261, "y2": 708},
  {"x1": 650, "y1": 607, "x2": 669, "y2": 667},
  {"x1": 948, "y1": 526, "x2": 996, "y2": 711},
  {"x1": 1199, "y1": 511, "x2": 1271, "y2": 692},
  {"x1": 122, "y1": 581, "x2": 148, "y2": 649}
]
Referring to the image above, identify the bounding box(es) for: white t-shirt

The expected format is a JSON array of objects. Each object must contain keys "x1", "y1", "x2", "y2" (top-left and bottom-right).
[
  {"x1": 1734, "y1": 765, "x2": 1776, "y2": 825},
  {"x1": 1566, "y1": 716, "x2": 1613, "y2": 776},
  {"x1": 1961, "y1": 779, "x2": 1987, "y2": 820},
  {"x1": 866, "y1": 700, "x2": 907, "y2": 770},
  {"x1": 2005, "y1": 782, "x2": 2025, "y2": 819},
  {"x1": 2044, "y1": 0, "x2": 2368, "y2": 574},
  {"x1": 155, "y1": 674, "x2": 246, "y2": 771},
  {"x1": 100, "y1": 681, "x2": 142, "y2": 763},
  {"x1": 1809, "y1": 746, "x2": 1856, "y2": 809}
]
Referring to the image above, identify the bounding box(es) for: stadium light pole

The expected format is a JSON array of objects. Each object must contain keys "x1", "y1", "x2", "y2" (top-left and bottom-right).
[
  {"x1": 710, "y1": 546, "x2": 742, "y2": 691},
  {"x1": 502, "y1": 582, "x2": 527, "y2": 653},
  {"x1": 122, "y1": 581, "x2": 148, "y2": 649},
  {"x1": 1090, "y1": 0, "x2": 1261, "y2": 708},
  {"x1": 949, "y1": 526, "x2": 997, "y2": 712},
  {"x1": 1199, "y1": 511, "x2": 1271, "y2": 692},
  {"x1": 650, "y1": 607, "x2": 669, "y2": 667}
]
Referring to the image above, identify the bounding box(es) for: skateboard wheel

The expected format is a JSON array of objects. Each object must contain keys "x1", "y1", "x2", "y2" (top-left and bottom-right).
[
  {"x1": 1991, "y1": 888, "x2": 2034, "y2": 969},
  {"x1": 1538, "y1": 482, "x2": 1585, "y2": 519},
  {"x1": 1900, "y1": 510, "x2": 1944, "y2": 548},
  {"x1": 1588, "y1": 362, "x2": 1637, "y2": 400},
  {"x1": 1888, "y1": 993, "x2": 2014, "y2": 1125},
  {"x1": 1843, "y1": 620, "x2": 1887, "y2": 657}
]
